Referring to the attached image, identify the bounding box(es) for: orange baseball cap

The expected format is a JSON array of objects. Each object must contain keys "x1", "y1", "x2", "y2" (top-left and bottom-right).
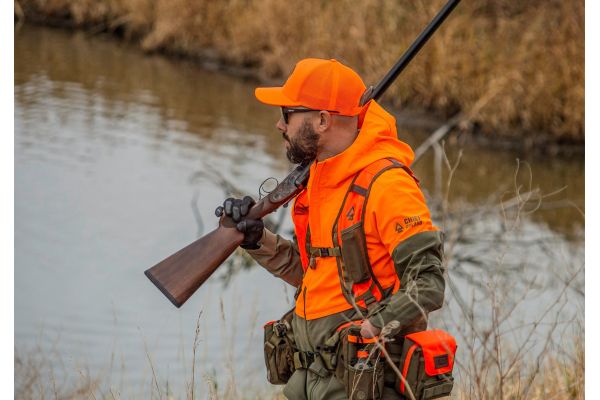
[{"x1": 255, "y1": 58, "x2": 367, "y2": 116}]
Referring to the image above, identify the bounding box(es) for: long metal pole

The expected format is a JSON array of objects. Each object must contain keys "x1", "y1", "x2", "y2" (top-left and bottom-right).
[{"x1": 360, "y1": 0, "x2": 462, "y2": 106}]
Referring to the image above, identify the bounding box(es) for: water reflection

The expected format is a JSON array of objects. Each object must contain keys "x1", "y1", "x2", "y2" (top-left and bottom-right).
[{"x1": 16, "y1": 25, "x2": 584, "y2": 241}]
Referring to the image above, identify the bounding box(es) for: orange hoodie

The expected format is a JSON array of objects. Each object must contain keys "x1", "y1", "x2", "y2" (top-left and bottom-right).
[{"x1": 292, "y1": 100, "x2": 438, "y2": 320}]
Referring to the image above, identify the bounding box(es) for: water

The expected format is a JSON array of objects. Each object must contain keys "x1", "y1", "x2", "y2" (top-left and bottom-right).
[{"x1": 15, "y1": 25, "x2": 584, "y2": 398}]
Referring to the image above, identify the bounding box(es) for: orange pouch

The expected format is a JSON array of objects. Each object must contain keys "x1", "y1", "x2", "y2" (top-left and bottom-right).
[{"x1": 397, "y1": 329, "x2": 456, "y2": 400}]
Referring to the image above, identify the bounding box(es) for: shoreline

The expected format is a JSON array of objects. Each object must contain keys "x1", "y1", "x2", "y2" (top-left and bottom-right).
[{"x1": 15, "y1": 15, "x2": 584, "y2": 158}]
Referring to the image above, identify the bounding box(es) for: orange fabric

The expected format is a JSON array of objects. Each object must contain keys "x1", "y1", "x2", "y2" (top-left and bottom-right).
[
  {"x1": 404, "y1": 330, "x2": 456, "y2": 376},
  {"x1": 348, "y1": 335, "x2": 378, "y2": 344},
  {"x1": 292, "y1": 191, "x2": 310, "y2": 268},
  {"x1": 292, "y1": 100, "x2": 438, "y2": 320},
  {"x1": 254, "y1": 58, "x2": 366, "y2": 116},
  {"x1": 335, "y1": 320, "x2": 362, "y2": 332}
]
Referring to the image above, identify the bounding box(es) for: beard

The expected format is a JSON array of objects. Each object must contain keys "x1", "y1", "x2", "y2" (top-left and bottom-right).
[{"x1": 284, "y1": 120, "x2": 320, "y2": 164}]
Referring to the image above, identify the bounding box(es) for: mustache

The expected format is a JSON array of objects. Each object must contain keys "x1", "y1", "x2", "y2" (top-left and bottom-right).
[{"x1": 282, "y1": 132, "x2": 291, "y2": 143}]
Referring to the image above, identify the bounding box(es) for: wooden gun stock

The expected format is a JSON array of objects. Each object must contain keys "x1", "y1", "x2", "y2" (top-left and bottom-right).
[
  {"x1": 144, "y1": 226, "x2": 244, "y2": 307},
  {"x1": 144, "y1": 163, "x2": 310, "y2": 307}
]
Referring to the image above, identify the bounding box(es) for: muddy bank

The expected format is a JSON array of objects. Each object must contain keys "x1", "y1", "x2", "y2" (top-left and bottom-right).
[{"x1": 16, "y1": 0, "x2": 585, "y2": 152}]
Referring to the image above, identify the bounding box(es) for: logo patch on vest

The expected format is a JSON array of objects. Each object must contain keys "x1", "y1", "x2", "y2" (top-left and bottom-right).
[
  {"x1": 346, "y1": 206, "x2": 355, "y2": 221},
  {"x1": 395, "y1": 223, "x2": 404, "y2": 233}
]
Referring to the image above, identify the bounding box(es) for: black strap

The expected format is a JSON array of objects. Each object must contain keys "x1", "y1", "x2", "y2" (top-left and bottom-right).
[{"x1": 350, "y1": 184, "x2": 368, "y2": 196}]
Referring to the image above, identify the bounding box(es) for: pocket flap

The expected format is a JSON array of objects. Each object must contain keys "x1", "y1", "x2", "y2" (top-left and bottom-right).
[{"x1": 404, "y1": 329, "x2": 456, "y2": 376}]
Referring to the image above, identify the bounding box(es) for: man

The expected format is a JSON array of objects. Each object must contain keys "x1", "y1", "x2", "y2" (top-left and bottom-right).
[{"x1": 220, "y1": 58, "x2": 445, "y2": 399}]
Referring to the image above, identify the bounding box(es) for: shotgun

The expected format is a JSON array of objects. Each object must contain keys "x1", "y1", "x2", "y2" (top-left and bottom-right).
[{"x1": 144, "y1": 0, "x2": 461, "y2": 308}]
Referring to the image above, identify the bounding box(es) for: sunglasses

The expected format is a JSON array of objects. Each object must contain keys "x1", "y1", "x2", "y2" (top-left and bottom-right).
[{"x1": 280, "y1": 107, "x2": 339, "y2": 124}]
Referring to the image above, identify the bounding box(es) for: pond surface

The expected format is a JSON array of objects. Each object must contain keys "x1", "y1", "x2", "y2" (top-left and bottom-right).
[{"x1": 15, "y1": 25, "x2": 584, "y2": 398}]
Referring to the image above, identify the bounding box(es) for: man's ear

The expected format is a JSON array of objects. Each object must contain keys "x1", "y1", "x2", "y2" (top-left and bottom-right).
[{"x1": 317, "y1": 111, "x2": 332, "y2": 132}]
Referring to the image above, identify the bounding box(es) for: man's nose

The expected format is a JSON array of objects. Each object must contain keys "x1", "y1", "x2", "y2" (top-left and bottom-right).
[{"x1": 276, "y1": 118, "x2": 286, "y2": 133}]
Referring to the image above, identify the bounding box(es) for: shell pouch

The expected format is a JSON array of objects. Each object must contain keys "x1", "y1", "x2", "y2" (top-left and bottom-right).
[
  {"x1": 334, "y1": 323, "x2": 385, "y2": 400},
  {"x1": 263, "y1": 308, "x2": 296, "y2": 384},
  {"x1": 396, "y1": 329, "x2": 456, "y2": 399},
  {"x1": 340, "y1": 222, "x2": 371, "y2": 283}
]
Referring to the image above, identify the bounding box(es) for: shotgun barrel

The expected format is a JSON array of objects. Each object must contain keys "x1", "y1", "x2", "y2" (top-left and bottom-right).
[{"x1": 360, "y1": 0, "x2": 461, "y2": 106}]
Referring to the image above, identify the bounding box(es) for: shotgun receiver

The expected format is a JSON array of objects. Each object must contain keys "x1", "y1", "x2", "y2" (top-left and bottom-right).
[{"x1": 144, "y1": 0, "x2": 461, "y2": 308}]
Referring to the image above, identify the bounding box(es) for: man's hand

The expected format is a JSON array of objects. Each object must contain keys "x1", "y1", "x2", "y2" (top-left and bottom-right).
[
  {"x1": 360, "y1": 319, "x2": 381, "y2": 339},
  {"x1": 216, "y1": 196, "x2": 264, "y2": 249}
]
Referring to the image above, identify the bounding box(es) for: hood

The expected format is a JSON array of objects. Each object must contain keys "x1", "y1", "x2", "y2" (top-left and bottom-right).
[{"x1": 309, "y1": 100, "x2": 415, "y2": 188}]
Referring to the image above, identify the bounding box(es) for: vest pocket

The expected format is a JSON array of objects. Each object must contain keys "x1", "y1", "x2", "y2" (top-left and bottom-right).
[
  {"x1": 334, "y1": 325, "x2": 384, "y2": 400},
  {"x1": 263, "y1": 309, "x2": 296, "y2": 384},
  {"x1": 340, "y1": 222, "x2": 371, "y2": 283}
]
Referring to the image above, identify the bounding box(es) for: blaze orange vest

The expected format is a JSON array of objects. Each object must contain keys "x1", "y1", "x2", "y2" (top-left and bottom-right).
[{"x1": 292, "y1": 158, "x2": 419, "y2": 319}]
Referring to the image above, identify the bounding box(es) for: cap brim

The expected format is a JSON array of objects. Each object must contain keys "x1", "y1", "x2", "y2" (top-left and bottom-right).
[{"x1": 254, "y1": 87, "x2": 301, "y2": 107}]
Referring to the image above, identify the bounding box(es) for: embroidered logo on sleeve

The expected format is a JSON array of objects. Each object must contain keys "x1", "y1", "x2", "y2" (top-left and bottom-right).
[
  {"x1": 396, "y1": 216, "x2": 423, "y2": 233},
  {"x1": 404, "y1": 216, "x2": 423, "y2": 228}
]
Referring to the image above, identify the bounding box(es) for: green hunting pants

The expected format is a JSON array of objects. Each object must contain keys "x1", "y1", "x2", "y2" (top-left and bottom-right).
[{"x1": 283, "y1": 368, "x2": 404, "y2": 400}]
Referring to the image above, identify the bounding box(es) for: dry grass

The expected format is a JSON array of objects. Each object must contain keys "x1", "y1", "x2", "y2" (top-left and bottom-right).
[
  {"x1": 14, "y1": 312, "x2": 584, "y2": 400},
  {"x1": 430, "y1": 143, "x2": 585, "y2": 400},
  {"x1": 15, "y1": 347, "x2": 102, "y2": 400},
  {"x1": 17, "y1": 0, "x2": 584, "y2": 144}
]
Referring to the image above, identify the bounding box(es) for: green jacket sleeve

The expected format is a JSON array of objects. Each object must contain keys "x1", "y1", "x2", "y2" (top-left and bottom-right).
[
  {"x1": 245, "y1": 229, "x2": 304, "y2": 287},
  {"x1": 367, "y1": 230, "x2": 446, "y2": 332}
]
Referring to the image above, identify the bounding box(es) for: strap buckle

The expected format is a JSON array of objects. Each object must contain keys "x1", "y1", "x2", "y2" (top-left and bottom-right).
[
  {"x1": 293, "y1": 351, "x2": 316, "y2": 369},
  {"x1": 273, "y1": 321, "x2": 288, "y2": 337}
]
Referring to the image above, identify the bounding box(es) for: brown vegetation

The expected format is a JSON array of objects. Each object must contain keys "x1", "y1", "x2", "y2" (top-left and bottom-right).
[{"x1": 16, "y1": 0, "x2": 584, "y2": 145}]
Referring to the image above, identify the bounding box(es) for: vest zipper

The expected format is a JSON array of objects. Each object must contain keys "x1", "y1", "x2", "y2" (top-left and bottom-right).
[{"x1": 302, "y1": 286, "x2": 308, "y2": 319}]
